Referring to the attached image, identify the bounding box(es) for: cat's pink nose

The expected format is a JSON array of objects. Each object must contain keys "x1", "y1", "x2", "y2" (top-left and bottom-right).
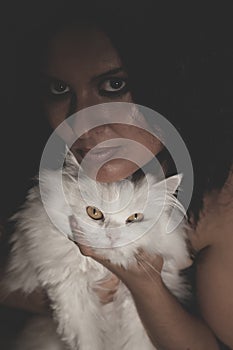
[{"x1": 106, "y1": 228, "x2": 119, "y2": 242}]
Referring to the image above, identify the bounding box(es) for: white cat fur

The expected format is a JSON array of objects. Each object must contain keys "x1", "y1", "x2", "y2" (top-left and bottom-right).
[{"x1": 4, "y1": 158, "x2": 191, "y2": 350}]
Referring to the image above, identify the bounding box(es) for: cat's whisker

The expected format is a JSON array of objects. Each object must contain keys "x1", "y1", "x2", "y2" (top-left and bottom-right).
[
  {"x1": 135, "y1": 256, "x2": 161, "y2": 284},
  {"x1": 139, "y1": 258, "x2": 161, "y2": 276},
  {"x1": 136, "y1": 259, "x2": 156, "y2": 283},
  {"x1": 70, "y1": 228, "x2": 93, "y2": 247}
]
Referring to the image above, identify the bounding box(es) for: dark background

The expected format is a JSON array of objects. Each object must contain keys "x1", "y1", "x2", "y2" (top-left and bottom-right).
[{"x1": 1, "y1": 1, "x2": 233, "y2": 349}]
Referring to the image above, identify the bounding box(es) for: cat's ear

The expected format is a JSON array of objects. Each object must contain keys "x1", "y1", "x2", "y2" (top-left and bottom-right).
[
  {"x1": 64, "y1": 147, "x2": 80, "y2": 177},
  {"x1": 163, "y1": 174, "x2": 183, "y2": 194},
  {"x1": 152, "y1": 173, "x2": 183, "y2": 194}
]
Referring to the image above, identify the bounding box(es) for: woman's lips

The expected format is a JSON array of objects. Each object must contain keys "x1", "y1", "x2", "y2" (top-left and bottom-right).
[{"x1": 78, "y1": 146, "x2": 123, "y2": 164}]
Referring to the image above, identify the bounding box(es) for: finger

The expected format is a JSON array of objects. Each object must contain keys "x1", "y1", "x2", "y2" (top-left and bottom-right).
[
  {"x1": 94, "y1": 275, "x2": 120, "y2": 289},
  {"x1": 135, "y1": 249, "x2": 164, "y2": 271},
  {"x1": 73, "y1": 240, "x2": 94, "y2": 257},
  {"x1": 92, "y1": 282, "x2": 119, "y2": 305},
  {"x1": 99, "y1": 294, "x2": 115, "y2": 305},
  {"x1": 92, "y1": 284, "x2": 119, "y2": 294},
  {"x1": 69, "y1": 215, "x2": 93, "y2": 256}
]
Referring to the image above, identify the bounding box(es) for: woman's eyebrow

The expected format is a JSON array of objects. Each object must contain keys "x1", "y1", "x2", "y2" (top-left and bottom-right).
[
  {"x1": 39, "y1": 72, "x2": 60, "y2": 81},
  {"x1": 40, "y1": 68, "x2": 126, "y2": 83},
  {"x1": 91, "y1": 67, "x2": 125, "y2": 82}
]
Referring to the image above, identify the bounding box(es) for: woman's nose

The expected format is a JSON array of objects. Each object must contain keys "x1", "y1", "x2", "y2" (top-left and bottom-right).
[
  {"x1": 70, "y1": 88, "x2": 104, "y2": 115},
  {"x1": 71, "y1": 95, "x2": 113, "y2": 136}
]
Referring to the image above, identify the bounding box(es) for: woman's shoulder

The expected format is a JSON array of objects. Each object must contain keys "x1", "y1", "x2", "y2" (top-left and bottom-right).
[
  {"x1": 189, "y1": 168, "x2": 233, "y2": 251},
  {"x1": 189, "y1": 169, "x2": 233, "y2": 347}
]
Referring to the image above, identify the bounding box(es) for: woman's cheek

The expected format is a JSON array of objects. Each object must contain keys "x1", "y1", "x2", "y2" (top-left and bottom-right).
[{"x1": 45, "y1": 99, "x2": 71, "y2": 129}]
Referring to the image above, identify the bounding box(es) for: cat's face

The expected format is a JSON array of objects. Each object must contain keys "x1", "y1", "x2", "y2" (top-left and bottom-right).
[{"x1": 67, "y1": 172, "x2": 182, "y2": 249}]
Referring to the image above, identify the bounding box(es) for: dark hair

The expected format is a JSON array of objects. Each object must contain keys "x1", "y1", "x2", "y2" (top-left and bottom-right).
[
  {"x1": 2, "y1": 1, "x2": 233, "y2": 222},
  {"x1": 97, "y1": 2, "x2": 233, "y2": 221}
]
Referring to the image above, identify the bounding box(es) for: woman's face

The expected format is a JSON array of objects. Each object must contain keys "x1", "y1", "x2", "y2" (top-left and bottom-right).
[{"x1": 42, "y1": 24, "x2": 163, "y2": 182}]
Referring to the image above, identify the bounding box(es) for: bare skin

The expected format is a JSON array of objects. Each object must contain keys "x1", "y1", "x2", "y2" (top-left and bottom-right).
[
  {"x1": 1, "y1": 23, "x2": 233, "y2": 350},
  {"x1": 2, "y1": 176, "x2": 233, "y2": 348},
  {"x1": 43, "y1": 23, "x2": 163, "y2": 182},
  {"x1": 73, "y1": 170, "x2": 233, "y2": 349},
  {"x1": 190, "y1": 169, "x2": 233, "y2": 347}
]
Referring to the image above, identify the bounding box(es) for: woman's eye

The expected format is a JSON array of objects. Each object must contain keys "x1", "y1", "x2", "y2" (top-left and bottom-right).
[
  {"x1": 49, "y1": 80, "x2": 71, "y2": 95},
  {"x1": 99, "y1": 78, "x2": 127, "y2": 94}
]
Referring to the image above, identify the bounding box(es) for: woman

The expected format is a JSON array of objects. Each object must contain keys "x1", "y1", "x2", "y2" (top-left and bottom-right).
[{"x1": 1, "y1": 1, "x2": 233, "y2": 349}]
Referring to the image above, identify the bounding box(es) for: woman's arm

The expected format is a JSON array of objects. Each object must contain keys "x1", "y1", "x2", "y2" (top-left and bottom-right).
[
  {"x1": 190, "y1": 171, "x2": 233, "y2": 349},
  {"x1": 195, "y1": 244, "x2": 233, "y2": 349},
  {"x1": 0, "y1": 287, "x2": 49, "y2": 315},
  {"x1": 76, "y1": 244, "x2": 220, "y2": 350},
  {"x1": 76, "y1": 171, "x2": 233, "y2": 350},
  {"x1": 131, "y1": 274, "x2": 219, "y2": 350},
  {"x1": 1, "y1": 171, "x2": 232, "y2": 348},
  {"x1": 0, "y1": 222, "x2": 49, "y2": 315}
]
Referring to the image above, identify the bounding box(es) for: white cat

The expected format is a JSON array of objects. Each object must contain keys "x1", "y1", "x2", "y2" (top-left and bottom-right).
[{"x1": 4, "y1": 155, "x2": 191, "y2": 350}]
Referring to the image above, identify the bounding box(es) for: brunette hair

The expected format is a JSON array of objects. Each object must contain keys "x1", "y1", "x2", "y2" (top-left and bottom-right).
[{"x1": 2, "y1": 1, "x2": 233, "y2": 222}]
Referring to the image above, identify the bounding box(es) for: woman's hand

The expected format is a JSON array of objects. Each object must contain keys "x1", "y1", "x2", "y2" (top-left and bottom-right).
[
  {"x1": 74, "y1": 239, "x2": 164, "y2": 293},
  {"x1": 71, "y1": 220, "x2": 222, "y2": 350},
  {"x1": 78, "y1": 241, "x2": 164, "y2": 308},
  {"x1": 92, "y1": 273, "x2": 120, "y2": 305},
  {"x1": 69, "y1": 214, "x2": 164, "y2": 294}
]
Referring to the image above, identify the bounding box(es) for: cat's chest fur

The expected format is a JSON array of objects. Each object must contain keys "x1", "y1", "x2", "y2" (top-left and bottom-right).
[{"x1": 5, "y1": 166, "x2": 191, "y2": 350}]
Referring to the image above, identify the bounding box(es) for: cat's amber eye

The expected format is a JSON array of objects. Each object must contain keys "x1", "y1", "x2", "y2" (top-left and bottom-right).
[
  {"x1": 86, "y1": 206, "x2": 104, "y2": 220},
  {"x1": 126, "y1": 213, "x2": 144, "y2": 223}
]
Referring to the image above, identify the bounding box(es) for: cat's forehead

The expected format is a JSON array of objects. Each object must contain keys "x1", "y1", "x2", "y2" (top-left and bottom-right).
[{"x1": 75, "y1": 174, "x2": 152, "y2": 214}]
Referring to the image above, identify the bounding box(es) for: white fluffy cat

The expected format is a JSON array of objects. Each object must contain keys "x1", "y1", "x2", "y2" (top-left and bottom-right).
[{"x1": 4, "y1": 154, "x2": 191, "y2": 350}]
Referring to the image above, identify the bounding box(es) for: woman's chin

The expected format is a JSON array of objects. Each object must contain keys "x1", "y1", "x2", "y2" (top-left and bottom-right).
[{"x1": 83, "y1": 159, "x2": 139, "y2": 183}]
